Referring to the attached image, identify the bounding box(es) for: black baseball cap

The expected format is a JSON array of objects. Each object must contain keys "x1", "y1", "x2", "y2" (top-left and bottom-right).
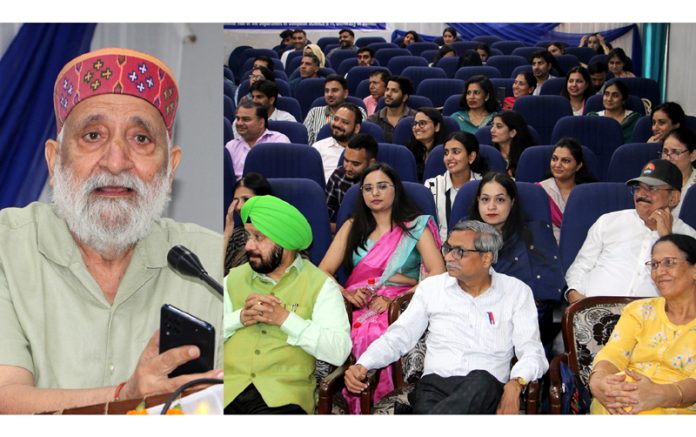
[{"x1": 627, "y1": 159, "x2": 682, "y2": 191}]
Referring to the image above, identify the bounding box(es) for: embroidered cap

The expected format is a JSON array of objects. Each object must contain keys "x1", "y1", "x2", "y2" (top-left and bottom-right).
[
  {"x1": 53, "y1": 48, "x2": 179, "y2": 137},
  {"x1": 626, "y1": 159, "x2": 682, "y2": 191}
]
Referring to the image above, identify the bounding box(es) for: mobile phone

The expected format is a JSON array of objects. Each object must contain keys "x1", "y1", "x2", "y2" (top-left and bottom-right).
[{"x1": 159, "y1": 304, "x2": 215, "y2": 378}]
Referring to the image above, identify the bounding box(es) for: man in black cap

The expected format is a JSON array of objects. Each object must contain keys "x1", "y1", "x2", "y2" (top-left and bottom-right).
[{"x1": 565, "y1": 159, "x2": 696, "y2": 304}]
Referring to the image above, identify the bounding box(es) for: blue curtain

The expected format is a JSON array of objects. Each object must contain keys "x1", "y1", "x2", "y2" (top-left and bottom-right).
[
  {"x1": 392, "y1": 24, "x2": 643, "y2": 72},
  {"x1": 0, "y1": 23, "x2": 96, "y2": 209},
  {"x1": 642, "y1": 23, "x2": 668, "y2": 101}
]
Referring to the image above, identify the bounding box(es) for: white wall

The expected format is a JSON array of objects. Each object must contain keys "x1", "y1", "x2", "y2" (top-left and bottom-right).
[{"x1": 667, "y1": 24, "x2": 696, "y2": 115}]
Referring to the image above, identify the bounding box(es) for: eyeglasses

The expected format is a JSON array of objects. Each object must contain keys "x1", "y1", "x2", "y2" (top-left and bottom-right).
[
  {"x1": 244, "y1": 231, "x2": 267, "y2": 243},
  {"x1": 361, "y1": 182, "x2": 394, "y2": 193},
  {"x1": 645, "y1": 257, "x2": 687, "y2": 271},
  {"x1": 661, "y1": 148, "x2": 690, "y2": 158},
  {"x1": 249, "y1": 74, "x2": 264, "y2": 81},
  {"x1": 412, "y1": 120, "x2": 431, "y2": 129},
  {"x1": 442, "y1": 242, "x2": 481, "y2": 260},
  {"x1": 628, "y1": 184, "x2": 673, "y2": 196}
]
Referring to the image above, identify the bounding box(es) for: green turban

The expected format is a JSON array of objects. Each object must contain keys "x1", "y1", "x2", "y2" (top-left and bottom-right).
[{"x1": 240, "y1": 195, "x2": 313, "y2": 250}]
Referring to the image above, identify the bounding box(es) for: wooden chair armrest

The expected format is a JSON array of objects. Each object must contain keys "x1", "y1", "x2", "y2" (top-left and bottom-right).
[
  {"x1": 524, "y1": 379, "x2": 542, "y2": 414},
  {"x1": 548, "y1": 353, "x2": 569, "y2": 414},
  {"x1": 359, "y1": 369, "x2": 380, "y2": 415},
  {"x1": 317, "y1": 360, "x2": 351, "y2": 414}
]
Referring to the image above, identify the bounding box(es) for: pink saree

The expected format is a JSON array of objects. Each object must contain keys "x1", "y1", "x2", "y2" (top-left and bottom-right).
[{"x1": 342, "y1": 215, "x2": 440, "y2": 413}]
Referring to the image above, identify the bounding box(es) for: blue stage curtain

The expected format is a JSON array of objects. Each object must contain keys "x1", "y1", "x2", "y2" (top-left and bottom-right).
[
  {"x1": 642, "y1": 23, "x2": 669, "y2": 101},
  {"x1": 0, "y1": 23, "x2": 96, "y2": 209},
  {"x1": 392, "y1": 24, "x2": 643, "y2": 73}
]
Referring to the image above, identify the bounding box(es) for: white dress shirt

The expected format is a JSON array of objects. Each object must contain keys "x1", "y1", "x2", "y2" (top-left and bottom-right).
[
  {"x1": 565, "y1": 209, "x2": 696, "y2": 298},
  {"x1": 312, "y1": 136, "x2": 344, "y2": 183},
  {"x1": 674, "y1": 170, "x2": 696, "y2": 219},
  {"x1": 357, "y1": 270, "x2": 548, "y2": 384}
]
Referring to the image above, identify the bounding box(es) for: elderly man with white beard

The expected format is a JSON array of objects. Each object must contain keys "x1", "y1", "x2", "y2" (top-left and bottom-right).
[{"x1": 0, "y1": 48, "x2": 223, "y2": 414}]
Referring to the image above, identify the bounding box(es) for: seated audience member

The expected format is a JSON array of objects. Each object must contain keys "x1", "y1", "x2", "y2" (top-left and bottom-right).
[
  {"x1": 344, "y1": 220, "x2": 548, "y2": 414},
  {"x1": 425, "y1": 132, "x2": 489, "y2": 242},
  {"x1": 223, "y1": 173, "x2": 273, "y2": 273},
  {"x1": 312, "y1": 102, "x2": 363, "y2": 182},
  {"x1": 430, "y1": 44, "x2": 457, "y2": 66},
  {"x1": 546, "y1": 41, "x2": 566, "y2": 56},
  {"x1": 224, "y1": 195, "x2": 352, "y2": 414},
  {"x1": 579, "y1": 33, "x2": 612, "y2": 55},
  {"x1": 304, "y1": 74, "x2": 367, "y2": 145},
  {"x1": 648, "y1": 102, "x2": 686, "y2": 144},
  {"x1": 490, "y1": 110, "x2": 536, "y2": 178},
  {"x1": 561, "y1": 66, "x2": 594, "y2": 116},
  {"x1": 586, "y1": 78, "x2": 640, "y2": 143},
  {"x1": 589, "y1": 234, "x2": 696, "y2": 415},
  {"x1": 328, "y1": 28, "x2": 357, "y2": 55},
  {"x1": 399, "y1": 30, "x2": 421, "y2": 48},
  {"x1": 537, "y1": 138, "x2": 597, "y2": 243},
  {"x1": 452, "y1": 75, "x2": 498, "y2": 135},
  {"x1": 250, "y1": 55, "x2": 273, "y2": 71},
  {"x1": 289, "y1": 53, "x2": 320, "y2": 98},
  {"x1": 280, "y1": 28, "x2": 310, "y2": 66},
  {"x1": 565, "y1": 159, "x2": 696, "y2": 304},
  {"x1": 232, "y1": 80, "x2": 296, "y2": 139},
  {"x1": 273, "y1": 29, "x2": 294, "y2": 56},
  {"x1": 587, "y1": 61, "x2": 609, "y2": 93},
  {"x1": 236, "y1": 65, "x2": 275, "y2": 105},
  {"x1": 304, "y1": 44, "x2": 326, "y2": 67},
  {"x1": 606, "y1": 47, "x2": 635, "y2": 78},
  {"x1": 475, "y1": 43, "x2": 491, "y2": 64},
  {"x1": 661, "y1": 127, "x2": 696, "y2": 217},
  {"x1": 368, "y1": 75, "x2": 416, "y2": 143},
  {"x1": 530, "y1": 50, "x2": 557, "y2": 96},
  {"x1": 407, "y1": 107, "x2": 449, "y2": 181},
  {"x1": 226, "y1": 101, "x2": 290, "y2": 179},
  {"x1": 458, "y1": 49, "x2": 483, "y2": 67},
  {"x1": 356, "y1": 47, "x2": 376, "y2": 67},
  {"x1": 442, "y1": 26, "x2": 457, "y2": 46},
  {"x1": 0, "y1": 48, "x2": 222, "y2": 414},
  {"x1": 469, "y1": 172, "x2": 566, "y2": 349},
  {"x1": 325, "y1": 134, "x2": 378, "y2": 224},
  {"x1": 319, "y1": 163, "x2": 445, "y2": 413},
  {"x1": 363, "y1": 69, "x2": 389, "y2": 117},
  {"x1": 503, "y1": 72, "x2": 537, "y2": 111}
]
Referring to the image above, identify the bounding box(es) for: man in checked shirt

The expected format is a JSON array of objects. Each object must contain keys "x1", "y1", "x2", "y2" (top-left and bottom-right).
[{"x1": 324, "y1": 133, "x2": 377, "y2": 233}]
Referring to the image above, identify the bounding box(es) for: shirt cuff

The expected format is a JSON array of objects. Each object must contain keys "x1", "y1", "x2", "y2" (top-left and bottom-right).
[
  {"x1": 223, "y1": 309, "x2": 243, "y2": 342},
  {"x1": 280, "y1": 311, "x2": 309, "y2": 344}
]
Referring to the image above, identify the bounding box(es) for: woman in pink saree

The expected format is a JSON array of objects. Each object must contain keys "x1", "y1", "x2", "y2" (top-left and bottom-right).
[{"x1": 320, "y1": 163, "x2": 445, "y2": 413}]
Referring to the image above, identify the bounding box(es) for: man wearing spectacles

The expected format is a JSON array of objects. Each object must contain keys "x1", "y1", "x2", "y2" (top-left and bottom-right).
[
  {"x1": 565, "y1": 159, "x2": 696, "y2": 304},
  {"x1": 368, "y1": 75, "x2": 417, "y2": 143},
  {"x1": 344, "y1": 220, "x2": 547, "y2": 414}
]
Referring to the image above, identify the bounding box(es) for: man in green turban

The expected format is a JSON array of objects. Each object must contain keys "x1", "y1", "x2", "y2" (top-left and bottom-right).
[{"x1": 223, "y1": 195, "x2": 351, "y2": 414}]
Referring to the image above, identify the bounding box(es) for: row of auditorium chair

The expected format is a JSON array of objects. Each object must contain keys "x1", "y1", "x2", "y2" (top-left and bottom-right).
[
  {"x1": 224, "y1": 172, "x2": 696, "y2": 272},
  {"x1": 229, "y1": 39, "x2": 604, "y2": 81}
]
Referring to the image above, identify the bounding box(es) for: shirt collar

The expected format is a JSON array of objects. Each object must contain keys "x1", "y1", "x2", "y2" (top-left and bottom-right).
[
  {"x1": 38, "y1": 205, "x2": 169, "y2": 269},
  {"x1": 250, "y1": 253, "x2": 304, "y2": 284}
]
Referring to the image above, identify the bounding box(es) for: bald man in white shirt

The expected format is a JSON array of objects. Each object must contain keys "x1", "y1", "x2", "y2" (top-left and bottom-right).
[{"x1": 345, "y1": 220, "x2": 547, "y2": 414}]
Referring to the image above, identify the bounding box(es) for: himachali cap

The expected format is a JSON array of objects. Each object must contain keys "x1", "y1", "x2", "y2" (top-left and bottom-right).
[
  {"x1": 53, "y1": 48, "x2": 179, "y2": 137},
  {"x1": 626, "y1": 159, "x2": 683, "y2": 192}
]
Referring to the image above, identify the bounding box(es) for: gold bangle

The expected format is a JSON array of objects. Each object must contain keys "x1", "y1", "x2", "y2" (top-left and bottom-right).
[{"x1": 673, "y1": 383, "x2": 684, "y2": 407}]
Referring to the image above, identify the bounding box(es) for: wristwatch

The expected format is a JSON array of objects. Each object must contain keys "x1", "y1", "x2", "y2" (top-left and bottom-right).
[{"x1": 514, "y1": 377, "x2": 528, "y2": 387}]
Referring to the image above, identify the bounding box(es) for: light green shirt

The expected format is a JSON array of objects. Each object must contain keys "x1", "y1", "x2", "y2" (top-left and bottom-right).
[
  {"x1": 223, "y1": 255, "x2": 351, "y2": 367},
  {"x1": 0, "y1": 202, "x2": 223, "y2": 389}
]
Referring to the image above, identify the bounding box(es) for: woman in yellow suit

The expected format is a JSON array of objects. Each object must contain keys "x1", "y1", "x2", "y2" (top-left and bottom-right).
[{"x1": 589, "y1": 233, "x2": 696, "y2": 414}]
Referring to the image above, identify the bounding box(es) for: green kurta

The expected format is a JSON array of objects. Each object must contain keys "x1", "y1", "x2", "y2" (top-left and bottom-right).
[{"x1": 0, "y1": 202, "x2": 223, "y2": 389}]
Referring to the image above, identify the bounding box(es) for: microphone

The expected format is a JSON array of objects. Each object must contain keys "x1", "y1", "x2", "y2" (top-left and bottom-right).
[{"x1": 168, "y1": 245, "x2": 224, "y2": 296}]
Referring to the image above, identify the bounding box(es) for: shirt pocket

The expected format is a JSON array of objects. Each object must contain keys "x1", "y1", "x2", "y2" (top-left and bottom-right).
[{"x1": 481, "y1": 313, "x2": 512, "y2": 353}]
